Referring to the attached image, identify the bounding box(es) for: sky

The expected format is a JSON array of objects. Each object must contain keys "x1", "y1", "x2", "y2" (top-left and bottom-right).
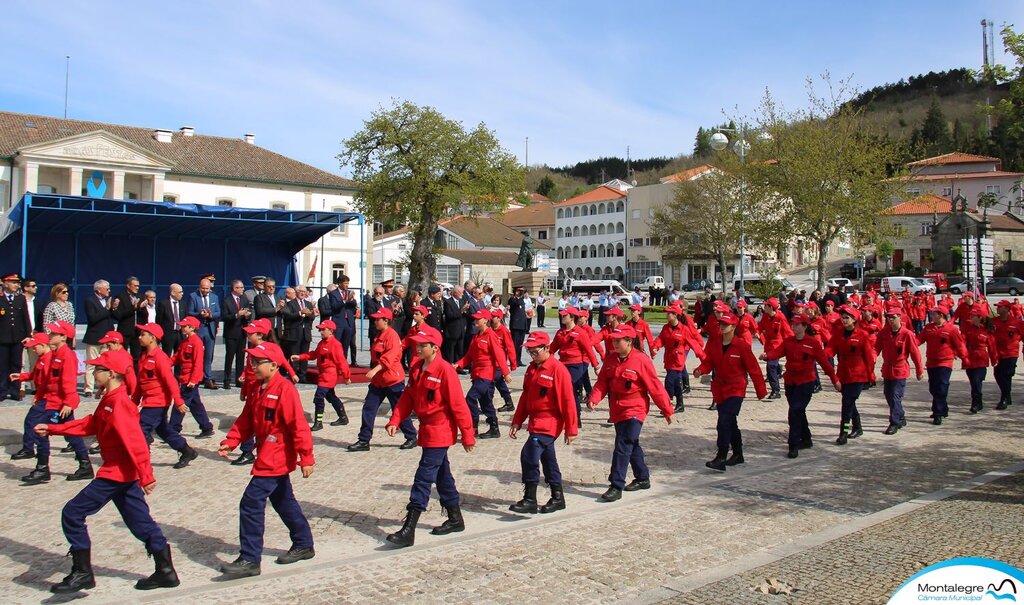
[{"x1": 3, "y1": 1, "x2": 1023, "y2": 177}]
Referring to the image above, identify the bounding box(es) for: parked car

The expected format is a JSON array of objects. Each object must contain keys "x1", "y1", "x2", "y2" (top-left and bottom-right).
[
  {"x1": 632, "y1": 275, "x2": 666, "y2": 290},
  {"x1": 569, "y1": 279, "x2": 635, "y2": 305},
  {"x1": 922, "y1": 272, "x2": 949, "y2": 292},
  {"x1": 947, "y1": 280, "x2": 968, "y2": 295},
  {"x1": 826, "y1": 278, "x2": 855, "y2": 290},
  {"x1": 733, "y1": 274, "x2": 796, "y2": 304},
  {"x1": 985, "y1": 277, "x2": 1024, "y2": 295}
]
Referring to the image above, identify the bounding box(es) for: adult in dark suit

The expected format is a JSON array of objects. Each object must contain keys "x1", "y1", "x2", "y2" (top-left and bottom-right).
[
  {"x1": 278, "y1": 288, "x2": 303, "y2": 361},
  {"x1": 425, "y1": 285, "x2": 444, "y2": 331},
  {"x1": 363, "y1": 284, "x2": 385, "y2": 343},
  {"x1": 221, "y1": 279, "x2": 252, "y2": 388},
  {"x1": 82, "y1": 279, "x2": 116, "y2": 395},
  {"x1": 155, "y1": 283, "x2": 185, "y2": 356},
  {"x1": 0, "y1": 273, "x2": 32, "y2": 400},
  {"x1": 507, "y1": 288, "x2": 530, "y2": 367},
  {"x1": 111, "y1": 276, "x2": 142, "y2": 361},
  {"x1": 187, "y1": 277, "x2": 221, "y2": 389},
  {"x1": 329, "y1": 275, "x2": 359, "y2": 358},
  {"x1": 252, "y1": 278, "x2": 281, "y2": 329},
  {"x1": 442, "y1": 286, "x2": 467, "y2": 363},
  {"x1": 296, "y1": 286, "x2": 316, "y2": 379}
]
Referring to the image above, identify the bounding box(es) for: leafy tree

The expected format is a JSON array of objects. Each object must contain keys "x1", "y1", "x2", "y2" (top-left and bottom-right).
[
  {"x1": 693, "y1": 127, "x2": 712, "y2": 157},
  {"x1": 536, "y1": 174, "x2": 556, "y2": 198},
  {"x1": 913, "y1": 96, "x2": 954, "y2": 156},
  {"x1": 987, "y1": 25, "x2": 1024, "y2": 172},
  {"x1": 876, "y1": 241, "x2": 895, "y2": 272},
  {"x1": 339, "y1": 100, "x2": 524, "y2": 296}
]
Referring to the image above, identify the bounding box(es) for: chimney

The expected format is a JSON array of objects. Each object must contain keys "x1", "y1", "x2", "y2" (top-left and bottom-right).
[
  {"x1": 244, "y1": 133, "x2": 255, "y2": 145},
  {"x1": 180, "y1": 126, "x2": 194, "y2": 137},
  {"x1": 153, "y1": 129, "x2": 173, "y2": 143}
]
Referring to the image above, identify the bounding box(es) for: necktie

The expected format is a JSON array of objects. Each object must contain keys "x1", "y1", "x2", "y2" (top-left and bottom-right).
[
  {"x1": 234, "y1": 295, "x2": 240, "y2": 308},
  {"x1": 203, "y1": 295, "x2": 209, "y2": 310}
]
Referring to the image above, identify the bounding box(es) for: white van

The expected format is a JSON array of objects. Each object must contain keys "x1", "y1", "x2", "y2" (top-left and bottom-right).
[
  {"x1": 569, "y1": 279, "x2": 633, "y2": 305},
  {"x1": 732, "y1": 274, "x2": 796, "y2": 303},
  {"x1": 880, "y1": 276, "x2": 936, "y2": 294},
  {"x1": 632, "y1": 275, "x2": 665, "y2": 290}
]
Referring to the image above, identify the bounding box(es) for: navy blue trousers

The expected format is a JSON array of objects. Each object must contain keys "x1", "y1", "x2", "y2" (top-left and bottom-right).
[
  {"x1": 995, "y1": 357, "x2": 1017, "y2": 403},
  {"x1": 927, "y1": 366, "x2": 952, "y2": 418},
  {"x1": 408, "y1": 446, "x2": 459, "y2": 512},
  {"x1": 609, "y1": 418, "x2": 648, "y2": 489},
  {"x1": 169, "y1": 385, "x2": 213, "y2": 433},
  {"x1": 139, "y1": 406, "x2": 188, "y2": 451},
  {"x1": 489, "y1": 371, "x2": 513, "y2": 403},
  {"x1": 521, "y1": 433, "x2": 561, "y2": 485},
  {"x1": 358, "y1": 383, "x2": 415, "y2": 442},
  {"x1": 665, "y1": 369, "x2": 685, "y2": 401},
  {"x1": 966, "y1": 367, "x2": 987, "y2": 408},
  {"x1": 241, "y1": 436, "x2": 255, "y2": 454},
  {"x1": 766, "y1": 359, "x2": 781, "y2": 393},
  {"x1": 840, "y1": 382, "x2": 864, "y2": 423},
  {"x1": 63, "y1": 478, "x2": 167, "y2": 552},
  {"x1": 313, "y1": 385, "x2": 344, "y2": 417},
  {"x1": 566, "y1": 363, "x2": 589, "y2": 422},
  {"x1": 199, "y1": 331, "x2": 215, "y2": 382},
  {"x1": 23, "y1": 404, "x2": 88, "y2": 458},
  {"x1": 716, "y1": 396, "x2": 744, "y2": 449},
  {"x1": 883, "y1": 379, "x2": 907, "y2": 425},
  {"x1": 238, "y1": 474, "x2": 313, "y2": 563},
  {"x1": 785, "y1": 381, "x2": 815, "y2": 446},
  {"x1": 335, "y1": 325, "x2": 354, "y2": 357},
  {"x1": 466, "y1": 377, "x2": 498, "y2": 427}
]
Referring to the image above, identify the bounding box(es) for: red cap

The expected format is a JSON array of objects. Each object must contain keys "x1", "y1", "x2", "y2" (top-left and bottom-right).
[
  {"x1": 765, "y1": 297, "x2": 781, "y2": 310},
  {"x1": 490, "y1": 308, "x2": 505, "y2": 319},
  {"x1": 824, "y1": 299, "x2": 835, "y2": 307},
  {"x1": 735, "y1": 299, "x2": 748, "y2": 308},
  {"x1": 713, "y1": 301, "x2": 731, "y2": 312},
  {"x1": 524, "y1": 331, "x2": 551, "y2": 347},
  {"x1": 996, "y1": 300, "x2": 1014, "y2": 308},
  {"x1": 247, "y1": 342, "x2": 287, "y2": 365},
  {"x1": 316, "y1": 319, "x2": 337, "y2": 331},
  {"x1": 137, "y1": 323, "x2": 164, "y2": 340},
  {"x1": 665, "y1": 304, "x2": 684, "y2": 316},
  {"x1": 411, "y1": 305, "x2": 431, "y2": 316},
  {"x1": 790, "y1": 314, "x2": 810, "y2": 326},
  {"x1": 98, "y1": 330, "x2": 124, "y2": 344},
  {"x1": 471, "y1": 308, "x2": 492, "y2": 320},
  {"x1": 177, "y1": 316, "x2": 200, "y2": 329},
  {"x1": 610, "y1": 325, "x2": 637, "y2": 340},
  {"x1": 45, "y1": 320, "x2": 75, "y2": 338},
  {"x1": 962, "y1": 291, "x2": 975, "y2": 298},
  {"x1": 558, "y1": 308, "x2": 575, "y2": 317},
  {"x1": 603, "y1": 306, "x2": 624, "y2": 317},
  {"x1": 629, "y1": 304, "x2": 643, "y2": 312},
  {"x1": 408, "y1": 326, "x2": 443, "y2": 347},
  {"x1": 884, "y1": 303, "x2": 903, "y2": 317},
  {"x1": 718, "y1": 313, "x2": 740, "y2": 326},
  {"x1": 838, "y1": 305, "x2": 860, "y2": 321},
  {"x1": 86, "y1": 350, "x2": 134, "y2": 376},
  {"x1": 970, "y1": 305, "x2": 989, "y2": 317},
  {"x1": 26, "y1": 332, "x2": 50, "y2": 348},
  {"x1": 370, "y1": 308, "x2": 394, "y2": 320},
  {"x1": 243, "y1": 318, "x2": 272, "y2": 335}
]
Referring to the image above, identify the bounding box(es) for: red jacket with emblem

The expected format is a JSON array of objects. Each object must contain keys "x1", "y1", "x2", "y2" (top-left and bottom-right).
[
  {"x1": 759, "y1": 311, "x2": 793, "y2": 351},
  {"x1": 992, "y1": 315, "x2": 1024, "y2": 360},
  {"x1": 589, "y1": 349, "x2": 672, "y2": 424},
  {"x1": 18, "y1": 350, "x2": 51, "y2": 406},
  {"x1": 222, "y1": 370, "x2": 315, "y2": 476},
  {"x1": 651, "y1": 320, "x2": 706, "y2": 370},
  {"x1": 456, "y1": 327, "x2": 509, "y2": 381},
  {"x1": 626, "y1": 318, "x2": 656, "y2": 355},
  {"x1": 512, "y1": 355, "x2": 578, "y2": 437},
  {"x1": 825, "y1": 327, "x2": 877, "y2": 384},
  {"x1": 388, "y1": 357, "x2": 475, "y2": 447},
  {"x1": 298, "y1": 336, "x2": 350, "y2": 387},
  {"x1": 961, "y1": 322, "x2": 999, "y2": 369},
  {"x1": 133, "y1": 347, "x2": 183, "y2": 407},
  {"x1": 172, "y1": 332, "x2": 205, "y2": 386},
  {"x1": 549, "y1": 326, "x2": 600, "y2": 367},
  {"x1": 874, "y1": 326, "x2": 923, "y2": 380},
  {"x1": 695, "y1": 338, "x2": 768, "y2": 401},
  {"x1": 493, "y1": 323, "x2": 518, "y2": 372},
  {"x1": 42, "y1": 344, "x2": 80, "y2": 411},
  {"x1": 764, "y1": 335, "x2": 838, "y2": 386},
  {"x1": 918, "y1": 322, "x2": 968, "y2": 369},
  {"x1": 370, "y1": 326, "x2": 405, "y2": 387},
  {"x1": 735, "y1": 313, "x2": 762, "y2": 346}
]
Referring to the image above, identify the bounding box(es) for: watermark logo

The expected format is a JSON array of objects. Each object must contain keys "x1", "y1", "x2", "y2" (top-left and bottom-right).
[{"x1": 888, "y1": 557, "x2": 1022, "y2": 603}]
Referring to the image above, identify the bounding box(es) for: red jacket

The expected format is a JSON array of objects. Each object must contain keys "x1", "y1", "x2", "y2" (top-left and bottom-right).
[
  {"x1": 696, "y1": 338, "x2": 768, "y2": 401},
  {"x1": 18, "y1": 350, "x2": 51, "y2": 406},
  {"x1": 512, "y1": 355, "x2": 578, "y2": 438},
  {"x1": 549, "y1": 326, "x2": 600, "y2": 367},
  {"x1": 298, "y1": 337, "x2": 350, "y2": 387},
  {"x1": 992, "y1": 315, "x2": 1024, "y2": 360},
  {"x1": 222, "y1": 370, "x2": 315, "y2": 476},
  {"x1": 493, "y1": 324, "x2": 518, "y2": 372},
  {"x1": 241, "y1": 349, "x2": 298, "y2": 400},
  {"x1": 651, "y1": 321, "x2": 706, "y2": 371},
  {"x1": 597, "y1": 324, "x2": 620, "y2": 361},
  {"x1": 43, "y1": 344, "x2": 81, "y2": 411},
  {"x1": 626, "y1": 318, "x2": 655, "y2": 355},
  {"x1": 49, "y1": 385, "x2": 155, "y2": 486},
  {"x1": 759, "y1": 311, "x2": 793, "y2": 351},
  {"x1": 825, "y1": 327, "x2": 877, "y2": 384},
  {"x1": 456, "y1": 327, "x2": 509, "y2": 381},
  {"x1": 874, "y1": 326, "x2": 923, "y2": 380},
  {"x1": 133, "y1": 347, "x2": 183, "y2": 407},
  {"x1": 953, "y1": 301, "x2": 981, "y2": 326},
  {"x1": 388, "y1": 357, "x2": 475, "y2": 447},
  {"x1": 370, "y1": 326, "x2": 405, "y2": 387},
  {"x1": 918, "y1": 322, "x2": 968, "y2": 369},
  {"x1": 172, "y1": 333, "x2": 204, "y2": 386},
  {"x1": 589, "y1": 349, "x2": 672, "y2": 424},
  {"x1": 735, "y1": 313, "x2": 762, "y2": 346},
  {"x1": 765, "y1": 336, "x2": 839, "y2": 386},
  {"x1": 577, "y1": 323, "x2": 604, "y2": 358},
  {"x1": 961, "y1": 323, "x2": 999, "y2": 369}
]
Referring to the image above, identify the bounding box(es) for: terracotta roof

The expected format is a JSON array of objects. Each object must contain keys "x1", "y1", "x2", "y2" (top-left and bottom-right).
[
  {"x1": 499, "y1": 201, "x2": 555, "y2": 228},
  {"x1": 441, "y1": 249, "x2": 520, "y2": 265},
  {"x1": 528, "y1": 192, "x2": 551, "y2": 202},
  {"x1": 380, "y1": 215, "x2": 550, "y2": 250},
  {"x1": 893, "y1": 170, "x2": 1024, "y2": 182},
  {"x1": 0, "y1": 110, "x2": 357, "y2": 190},
  {"x1": 554, "y1": 185, "x2": 627, "y2": 206},
  {"x1": 908, "y1": 152, "x2": 1001, "y2": 168},
  {"x1": 882, "y1": 194, "x2": 956, "y2": 215},
  {"x1": 979, "y1": 212, "x2": 1024, "y2": 232},
  {"x1": 659, "y1": 164, "x2": 716, "y2": 184}
]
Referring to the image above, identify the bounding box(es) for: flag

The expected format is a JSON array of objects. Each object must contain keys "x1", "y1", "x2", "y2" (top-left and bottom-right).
[{"x1": 307, "y1": 254, "x2": 318, "y2": 282}]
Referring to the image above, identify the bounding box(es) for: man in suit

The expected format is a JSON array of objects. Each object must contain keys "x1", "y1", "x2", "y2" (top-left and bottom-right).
[
  {"x1": 243, "y1": 276, "x2": 265, "y2": 306},
  {"x1": 329, "y1": 275, "x2": 359, "y2": 361},
  {"x1": 18, "y1": 277, "x2": 45, "y2": 397},
  {"x1": 0, "y1": 273, "x2": 32, "y2": 401},
  {"x1": 442, "y1": 285, "x2": 467, "y2": 363},
  {"x1": 155, "y1": 283, "x2": 185, "y2": 356},
  {"x1": 278, "y1": 287, "x2": 303, "y2": 361},
  {"x1": 363, "y1": 284, "x2": 385, "y2": 343},
  {"x1": 296, "y1": 286, "x2": 316, "y2": 379},
  {"x1": 111, "y1": 276, "x2": 143, "y2": 361},
  {"x1": 253, "y1": 278, "x2": 280, "y2": 329},
  {"x1": 507, "y1": 287, "x2": 530, "y2": 367},
  {"x1": 425, "y1": 285, "x2": 444, "y2": 331},
  {"x1": 221, "y1": 279, "x2": 252, "y2": 388},
  {"x1": 187, "y1": 276, "x2": 222, "y2": 389},
  {"x1": 82, "y1": 279, "x2": 116, "y2": 396},
  {"x1": 136, "y1": 290, "x2": 158, "y2": 327}
]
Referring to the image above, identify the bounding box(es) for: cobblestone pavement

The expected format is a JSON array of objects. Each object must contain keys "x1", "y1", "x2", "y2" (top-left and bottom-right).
[{"x1": 0, "y1": 332, "x2": 1022, "y2": 604}]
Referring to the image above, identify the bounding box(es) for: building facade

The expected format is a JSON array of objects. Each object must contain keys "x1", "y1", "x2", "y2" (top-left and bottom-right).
[
  {"x1": 898, "y1": 152, "x2": 1024, "y2": 215},
  {"x1": 554, "y1": 184, "x2": 628, "y2": 283},
  {"x1": 879, "y1": 194, "x2": 960, "y2": 269}
]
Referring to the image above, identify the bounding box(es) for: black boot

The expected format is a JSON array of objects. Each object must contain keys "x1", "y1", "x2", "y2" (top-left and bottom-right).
[
  {"x1": 836, "y1": 421, "x2": 849, "y2": 446},
  {"x1": 67, "y1": 458, "x2": 94, "y2": 481},
  {"x1": 673, "y1": 396, "x2": 685, "y2": 413},
  {"x1": 708, "y1": 401, "x2": 718, "y2": 411},
  {"x1": 60, "y1": 443, "x2": 75, "y2": 453},
  {"x1": 787, "y1": 446, "x2": 799, "y2": 458},
  {"x1": 431, "y1": 504, "x2": 465, "y2": 535},
  {"x1": 347, "y1": 440, "x2": 370, "y2": 452},
  {"x1": 497, "y1": 396, "x2": 515, "y2": 413},
  {"x1": 970, "y1": 396, "x2": 983, "y2": 414},
  {"x1": 705, "y1": 447, "x2": 728, "y2": 472},
  {"x1": 22, "y1": 457, "x2": 50, "y2": 485},
  {"x1": 539, "y1": 483, "x2": 566, "y2": 513},
  {"x1": 848, "y1": 414, "x2": 863, "y2": 439},
  {"x1": 275, "y1": 545, "x2": 315, "y2": 565},
  {"x1": 600, "y1": 486, "x2": 622, "y2": 501},
  {"x1": 769, "y1": 390, "x2": 781, "y2": 400},
  {"x1": 173, "y1": 445, "x2": 198, "y2": 469},
  {"x1": 310, "y1": 420, "x2": 324, "y2": 432},
  {"x1": 682, "y1": 377, "x2": 691, "y2": 394},
  {"x1": 135, "y1": 545, "x2": 180, "y2": 590},
  {"x1": 51, "y1": 549, "x2": 96, "y2": 593},
  {"x1": 997, "y1": 394, "x2": 1011, "y2": 410},
  {"x1": 725, "y1": 443, "x2": 744, "y2": 466},
  {"x1": 478, "y1": 421, "x2": 500, "y2": 439},
  {"x1": 386, "y1": 509, "x2": 421, "y2": 547},
  {"x1": 330, "y1": 411, "x2": 349, "y2": 426},
  {"x1": 219, "y1": 557, "x2": 261, "y2": 576},
  {"x1": 10, "y1": 448, "x2": 34, "y2": 460},
  {"x1": 509, "y1": 482, "x2": 539, "y2": 513}
]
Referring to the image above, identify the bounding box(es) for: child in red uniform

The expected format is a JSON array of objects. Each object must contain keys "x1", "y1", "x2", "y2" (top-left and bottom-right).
[
  {"x1": 488, "y1": 308, "x2": 518, "y2": 413},
  {"x1": 170, "y1": 317, "x2": 215, "y2": 438},
  {"x1": 962, "y1": 306, "x2": 998, "y2": 414},
  {"x1": 9, "y1": 333, "x2": 58, "y2": 464},
  {"x1": 825, "y1": 306, "x2": 876, "y2": 444},
  {"x1": 651, "y1": 303, "x2": 706, "y2": 413},
  {"x1": 132, "y1": 323, "x2": 198, "y2": 469},
  {"x1": 455, "y1": 308, "x2": 509, "y2": 439},
  {"x1": 350, "y1": 308, "x2": 417, "y2": 450},
  {"x1": 292, "y1": 319, "x2": 350, "y2": 430}
]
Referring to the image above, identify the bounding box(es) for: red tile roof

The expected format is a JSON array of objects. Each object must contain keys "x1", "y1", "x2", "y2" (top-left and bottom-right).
[
  {"x1": 499, "y1": 201, "x2": 555, "y2": 227},
  {"x1": 882, "y1": 194, "x2": 957, "y2": 215},
  {"x1": 554, "y1": 185, "x2": 626, "y2": 206},
  {"x1": 659, "y1": 164, "x2": 715, "y2": 184},
  {"x1": 893, "y1": 170, "x2": 1024, "y2": 182},
  {"x1": 907, "y1": 152, "x2": 1001, "y2": 168},
  {"x1": 528, "y1": 192, "x2": 551, "y2": 202}
]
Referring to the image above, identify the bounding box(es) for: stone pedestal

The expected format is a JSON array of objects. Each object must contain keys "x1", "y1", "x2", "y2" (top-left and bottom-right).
[{"x1": 509, "y1": 270, "x2": 546, "y2": 295}]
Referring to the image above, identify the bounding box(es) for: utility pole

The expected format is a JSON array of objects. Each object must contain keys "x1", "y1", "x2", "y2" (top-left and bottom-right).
[
  {"x1": 525, "y1": 136, "x2": 529, "y2": 168},
  {"x1": 64, "y1": 55, "x2": 70, "y2": 118}
]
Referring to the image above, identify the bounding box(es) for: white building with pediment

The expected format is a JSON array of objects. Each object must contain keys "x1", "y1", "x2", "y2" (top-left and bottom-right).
[{"x1": 0, "y1": 110, "x2": 368, "y2": 292}]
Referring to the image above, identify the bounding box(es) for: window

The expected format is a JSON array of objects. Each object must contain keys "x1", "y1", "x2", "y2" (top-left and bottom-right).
[
  {"x1": 557, "y1": 208, "x2": 564, "y2": 219},
  {"x1": 629, "y1": 238, "x2": 644, "y2": 247},
  {"x1": 557, "y1": 228, "x2": 564, "y2": 238},
  {"x1": 537, "y1": 229, "x2": 548, "y2": 240},
  {"x1": 1006, "y1": 250, "x2": 1013, "y2": 262},
  {"x1": 398, "y1": 243, "x2": 407, "y2": 251},
  {"x1": 645, "y1": 237, "x2": 660, "y2": 246},
  {"x1": 631, "y1": 209, "x2": 641, "y2": 219},
  {"x1": 331, "y1": 262, "x2": 347, "y2": 284},
  {"x1": 126, "y1": 192, "x2": 138, "y2": 200},
  {"x1": 331, "y1": 207, "x2": 348, "y2": 234},
  {"x1": 581, "y1": 247, "x2": 588, "y2": 258},
  {"x1": 905, "y1": 187, "x2": 921, "y2": 196},
  {"x1": 162, "y1": 194, "x2": 178, "y2": 204},
  {"x1": 271, "y1": 202, "x2": 287, "y2": 210},
  {"x1": 435, "y1": 264, "x2": 460, "y2": 284},
  {"x1": 216, "y1": 198, "x2": 235, "y2": 207},
  {"x1": 446, "y1": 234, "x2": 458, "y2": 249},
  {"x1": 987, "y1": 185, "x2": 1002, "y2": 194},
  {"x1": 37, "y1": 184, "x2": 57, "y2": 194},
  {"x1": 920, "y1": 223, "x2": 932, "y2": 236},
  {"x1": 941, "y1": 187, "x2": 953, "y2": 197}
]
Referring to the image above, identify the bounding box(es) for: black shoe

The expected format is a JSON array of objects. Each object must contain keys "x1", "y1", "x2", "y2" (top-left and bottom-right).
[
  {"x1": 431, "y1": 505, "x2": 465, "y2": 535},
  {"x1": 883, "y1": 423, "x2": 899, "y2": 435},
  {"x1": 10, "y1": 448, "x2": 34, "y2": 460},
  {"x1": 787, "y1": 448, "x2": 799, "y2": 459},
  {"x1": 933, "y1": 416, "x2": 943, "y2": 425},
  {"x1": 836, "y1": 432, "x2": 848, "y2": 446},
  {"x1": 88, "y1": 444, "x2": 101, "y2": 455},
  {"x1": 724, "y1": 450, "x2": 745, "y2": 466},
  {"x1": 456, "y1": 368, "x2": 470, "y2": 375},
  {"x1": 21, "y1": 464, "x2": 50, "y2": 484},
  {"x1": 310, "y1": 421, "x2": 323, "y2": 432},
  {"x1": 135, "y1": 545, "x2": 180, "y2": 590},
  {"x1": 330, "y1": 413, "x2": 349, "y2": 426},
  {"x1": 797, "y1": 439, "x2": 813, "y2": 450},
  {"x1": 60, "y1": 444, "x2": 75, "y2": 453},
  {"x1": 51, "y1": 549, "x2": 95, "y2": 593},
  {"x1": 347, "y1": 440, "x2": 370, "y2": 452},
  {"x1": 539, "y1": 484, "x2": 566, "y2": 513},
  {"x1": 600, "y1": 486, "x2": 622, "y2": 502},
  {"x1": 399, "y1": 438, "x2": 418, "y2": 450},
  {"x1": 623, "y1": 478, "x2": 651, "y2": 492},
  {"x1": 510, "y1": 483, "x2": 539, "y2": 513},
  {"x1": 478, "y1": 423, "x2": 500, "y2": 439},
  {"x1": 386, "y1": 509, "x2": 421, "y2": 547},
  {"x1": 682, "y1": 384, "x2": 691, "y2": 395},
  {"x1": 231, "y1": 452, "x2": 255, "y2": 466},
  {"x1": 173, "y1": 446, "x2": 198, "y2": 469},
  {"x1": 705, "y1": 447, "x2": 728, "y2": 472},
  {"x1": 996, "y1": 400, "x2": 1008, "y2": 410},
  {"x1": 222, "y1": 382, "x2": 232, "y2": 391},
  {"x1": 673, "y1": 400, "x2": 685, "y2": 413},
  {"x1": 496, "y1": 401, "x2": 515, "y2": 413},
  {"x1": 67, "y1": 459, "x2": 93, "y2": 481},
  {"x1": 708, "y1": 402, "x2": 718, "y2": 411},
  {"x1": 969, "y1": 403, "x2": 981, "y2": 414},
  {"x1": 196, "y1": 428, "x2": 215, "y2": 439},
  {"x1": 769, "y1": 390, "x2": 781, "y2": 400},
  {"x1": 898, "y1": 418, "x2": 907, "y2": 428},
  {"x1": 275, "y1": 546, "x2": 315, "y2": 565},
  {"x1": 219, "y1": 557, "x2": 261, "y2": 576},
  {"x1": 812, "y1": 384, "x2": 822, "y2": 394},
  {"x1": 848, "y1": 416, "x2": 863, "y2": 439}
]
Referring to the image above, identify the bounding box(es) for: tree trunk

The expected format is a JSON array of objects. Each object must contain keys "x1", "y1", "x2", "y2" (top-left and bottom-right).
[
  {"x1": 406, "y1": 219, "x2": 438, "y2": 299},
  {"x1": 815, "y1": 239, "x2": 829, "y2": 293},
  {"x1": 717, "y1": 248, "x2": 727, "y2": 294}
]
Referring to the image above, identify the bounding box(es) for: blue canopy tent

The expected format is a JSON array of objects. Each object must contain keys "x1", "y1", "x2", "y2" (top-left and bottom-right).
[{"x1": 0, "y1": 193, "x2": 363, "y2": 319}]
